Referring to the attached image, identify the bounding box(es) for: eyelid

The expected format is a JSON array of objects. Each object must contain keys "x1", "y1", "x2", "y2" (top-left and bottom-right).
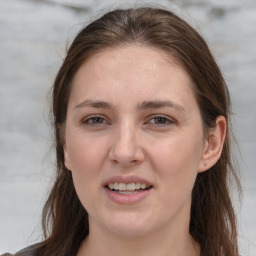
[
  {"x1": 145, "y1": 114, "x2": 176, "y2": 125},
  {"x1": 82, "y1": 114, "x2": 110, "y2": 125},
  {"x1": 81, "y1": 114, "x2": 175, "y2": 126}
]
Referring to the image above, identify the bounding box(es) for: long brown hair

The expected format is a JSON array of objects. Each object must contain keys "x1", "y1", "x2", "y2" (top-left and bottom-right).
[{"x1": 35, "y1": 7, "x2": 241, "y2": 256}]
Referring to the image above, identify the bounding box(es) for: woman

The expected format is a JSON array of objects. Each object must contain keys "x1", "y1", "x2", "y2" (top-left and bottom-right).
[{"x1": 3, "y1": 6, "x2": 241, "y2": 256}]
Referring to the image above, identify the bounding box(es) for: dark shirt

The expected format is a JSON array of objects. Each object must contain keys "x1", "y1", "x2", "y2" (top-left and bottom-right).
[{"x1": 1, "y1": 244, "x2": 38, "y2": 256}]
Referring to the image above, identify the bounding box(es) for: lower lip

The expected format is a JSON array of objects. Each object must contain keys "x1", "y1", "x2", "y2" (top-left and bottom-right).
[{"x1": 104, "y1": 187, "x2": 152, "y2": 204}]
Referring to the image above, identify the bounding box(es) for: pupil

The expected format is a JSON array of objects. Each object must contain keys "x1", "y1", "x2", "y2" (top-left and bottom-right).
[
  {"x1": 93, "y1": 117, "x2": 102, "y2": 123},
  {"x1": 155, "y1": 117, "x2": 165, "y2": 124}
]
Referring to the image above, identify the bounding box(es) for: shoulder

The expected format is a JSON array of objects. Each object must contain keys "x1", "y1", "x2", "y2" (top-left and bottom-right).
[{"x1": 1, "y1": 243, "x2": 39, "y2": 256}]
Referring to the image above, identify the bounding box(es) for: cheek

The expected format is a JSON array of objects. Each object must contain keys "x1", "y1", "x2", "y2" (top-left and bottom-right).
[
  {"x1": 66, "y1": 131, "x2": 106, "y2": 173},
  {"x1": 65, "y1": 134, "x2": 105, "y2": 191},
  {"x1": 150, "y1": 131, "x2": 203, "y2": 191},
  {"x1": 153, "y1": 135, "x2": 202, "y2": 170},
  {"x1": 66, "y1": 137, "x2": 106, "y2": 211}
]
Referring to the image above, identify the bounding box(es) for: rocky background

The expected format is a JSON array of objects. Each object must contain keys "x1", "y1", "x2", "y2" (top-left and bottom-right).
[{"x1": 0, "y1": 0, "x2": 255, "y2": 254}]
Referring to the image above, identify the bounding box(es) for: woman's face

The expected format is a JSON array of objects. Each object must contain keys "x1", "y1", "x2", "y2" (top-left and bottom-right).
[{"x1": 64, "y1": 45, "x2": 209, "y2": 238}]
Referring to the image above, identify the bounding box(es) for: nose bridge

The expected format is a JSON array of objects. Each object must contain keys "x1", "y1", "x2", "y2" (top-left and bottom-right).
[{"x1": 109, "y1": 118, "x2": 144, "y2": 164}]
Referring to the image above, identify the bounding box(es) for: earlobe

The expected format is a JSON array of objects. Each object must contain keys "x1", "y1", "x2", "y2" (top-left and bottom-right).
[
  {"x1": 198, "y1": 116, "x2": 226, "y2": 173},
  {"x1": 64, "y1": 145, "x2": 72, "y2": 171}
]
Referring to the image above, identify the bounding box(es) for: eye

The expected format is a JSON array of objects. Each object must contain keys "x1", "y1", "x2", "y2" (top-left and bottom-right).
[
  {"x1": 146, "y1": 115, "x2": 174, "y2": 125},
  {"x1": 82, "y1": 115, "x2": 109, "y2": 126}
]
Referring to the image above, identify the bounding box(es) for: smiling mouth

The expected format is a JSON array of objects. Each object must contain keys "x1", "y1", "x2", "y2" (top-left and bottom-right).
[{"x1": 106, "y1": 182, "x2": 152, "y2": 194}]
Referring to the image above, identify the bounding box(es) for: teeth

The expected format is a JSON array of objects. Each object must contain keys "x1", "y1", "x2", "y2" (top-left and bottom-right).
[
  {"x1": 127, "y1": 183, "x2": 135, "y2": 190},
  {"x1": 114, "y1": 182, "x2": 119, "y2": 190},
  {"x1": 135, "y1": 183, "x2": 141, "y2": 189},
  {"x1": 108, "y1": 183, "x2": 114, "y2": 190},
  {"x1": 119, "y1": 183, "x2": 126, "y2": 190},
  {"x1": 107, "y1": 182, "x2": 150, "y2": 191},
  {"x1": 140, "y1": 183, "x2": 147, "y2": 189}
]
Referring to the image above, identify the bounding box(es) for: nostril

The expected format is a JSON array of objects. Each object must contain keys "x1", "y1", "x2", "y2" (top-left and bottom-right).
[{"x1": 111, "y1": 159, "x2": 119, "y2": 164}]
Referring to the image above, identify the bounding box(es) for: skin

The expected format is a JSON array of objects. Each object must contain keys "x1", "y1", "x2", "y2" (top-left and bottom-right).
[{"x1": 63, "y1": 45, "x2": 226, "y2": 256}]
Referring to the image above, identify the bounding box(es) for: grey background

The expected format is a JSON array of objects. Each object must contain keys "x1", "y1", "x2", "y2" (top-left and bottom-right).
[{"x1": 0, "y1": 0, "x2": 255, "y2": 255}]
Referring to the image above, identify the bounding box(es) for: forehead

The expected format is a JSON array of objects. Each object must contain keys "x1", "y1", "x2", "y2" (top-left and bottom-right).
[
  {"x1": 69, "y1": 45, "x2": 197, "y2": 110},
  {"x1": 76, "y1": 45, "x2": 181, "y2": 81}
]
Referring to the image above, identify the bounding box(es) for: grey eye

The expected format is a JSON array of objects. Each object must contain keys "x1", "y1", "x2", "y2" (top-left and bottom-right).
[
  {"x1": 148, "y1": 116, "x2": 173, "y2": 125},
  {"x1": 87, "y1": 117, "x2": 104, "y2": 124}
]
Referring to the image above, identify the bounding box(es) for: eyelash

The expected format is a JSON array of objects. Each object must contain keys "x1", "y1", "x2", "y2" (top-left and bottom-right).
[
  {"x1": 82, "y1": 114, "x2": 175, "y2": 127},
  {"x1": 146, "y1": 115, "x2": 175, "y2": 125},
  {"x1": 82, "y1": 115, "x2": 108, "y2": 125}
]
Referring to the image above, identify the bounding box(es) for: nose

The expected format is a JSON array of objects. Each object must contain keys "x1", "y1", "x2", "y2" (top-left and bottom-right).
[{"x1": 108, "y1": 121, "x2": 145, "y2": 166}]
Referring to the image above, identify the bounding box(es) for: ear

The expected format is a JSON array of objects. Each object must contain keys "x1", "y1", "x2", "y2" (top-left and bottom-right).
[
  {"x1": 198, "y1": 116, "x2": 226, "y2": 173},
  {"x1": 63, "y1": 144, "x2": 72, "y2": 171},
  {"x1": 59, "y1": 123, "x2": 72, "y2": 171}
]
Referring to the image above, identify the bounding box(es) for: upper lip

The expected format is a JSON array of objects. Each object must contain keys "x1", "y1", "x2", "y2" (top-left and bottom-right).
[{"x1": 103, "y1": 175, "x2": 153, "y2": 187}]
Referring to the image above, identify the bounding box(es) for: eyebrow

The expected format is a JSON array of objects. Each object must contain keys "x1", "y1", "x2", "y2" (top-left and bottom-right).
[
  {"x1": 138, "y1": 100, "x2": 185, "y2": 112},
  {"x1": 74, "y1": 100, "x2": 112, "y2": 110},
  {"x1": 74, "y1": 99, "x2": 185, "y2": 112}
]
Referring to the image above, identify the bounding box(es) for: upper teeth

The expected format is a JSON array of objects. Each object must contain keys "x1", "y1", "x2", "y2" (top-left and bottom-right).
[{"x1": 107, "y1": 182, "x2": 149, "y2": 191}]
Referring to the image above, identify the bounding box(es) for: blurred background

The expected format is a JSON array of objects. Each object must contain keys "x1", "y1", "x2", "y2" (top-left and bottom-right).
[{"x1": 0, "y1": 0, "x2": 255, "y2": 254}]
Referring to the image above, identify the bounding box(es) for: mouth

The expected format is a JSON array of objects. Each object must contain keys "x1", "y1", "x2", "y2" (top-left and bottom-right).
[{"x1": 105, "y1": 182, "x2": 153, "y2": 194}]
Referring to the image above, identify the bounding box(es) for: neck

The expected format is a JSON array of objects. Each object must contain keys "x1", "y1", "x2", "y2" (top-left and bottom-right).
[{"x1": 77, "y1": 221, "x2": 200, "y2": 256}]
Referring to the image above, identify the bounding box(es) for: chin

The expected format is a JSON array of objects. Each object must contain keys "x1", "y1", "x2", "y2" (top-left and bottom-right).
[{"x1": 103, "y1": 212, "x2": 153, "y2": 237}]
